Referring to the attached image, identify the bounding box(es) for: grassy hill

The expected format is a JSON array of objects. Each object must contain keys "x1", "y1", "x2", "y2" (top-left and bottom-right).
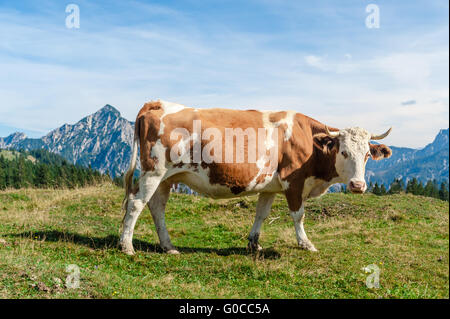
[
  {"x1": 0, "y1": 184, "x2": 448, "y2": 298},
  {"x1": 0, "y1": 149, "x2": 35, "y2": 163}
]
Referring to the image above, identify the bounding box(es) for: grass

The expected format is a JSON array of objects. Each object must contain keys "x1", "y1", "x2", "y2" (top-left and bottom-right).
[{"x1": 0, "y1": 183, "x2": 448, "y2": 299}]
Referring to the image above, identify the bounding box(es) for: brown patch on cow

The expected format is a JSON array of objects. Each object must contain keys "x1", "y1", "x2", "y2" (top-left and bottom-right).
[
  {"x1": 369, "y1": 143, "x2": 392, "y2": 160},
  {"x1": 267, "y1": 111, "x2": 290, "y2": 143},
  {"x1": 134, "y1": 101, "x2": 165, "y2": 172},
  {"x1": 137, "y1": 100, "x2": 163, "y2": 118},
  {"x1": 255, "y1": 172, "x2": 270, "y2": 185},
  {"x1": 313, "y1": 133, "x2": 338, "y2": 151}
]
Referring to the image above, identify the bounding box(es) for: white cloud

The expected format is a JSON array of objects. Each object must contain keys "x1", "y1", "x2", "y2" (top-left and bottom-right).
[{"x1": 305, "y1": 55, "x2": 327, "y2": 70}]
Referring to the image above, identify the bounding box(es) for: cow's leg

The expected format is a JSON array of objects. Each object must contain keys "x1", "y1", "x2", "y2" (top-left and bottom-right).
[
  {"x1": 290, "y1": 204, "x2": 317, "y2": 252},
  {"x1": 247, "y1": 192, "x2": 276, "y2": 251},
  {"x1": 120, "y1": 170, "x2": 166, "y2": 255},
  {"x1": 147, "y1": 182, "x2": 179, "y2": 254}
]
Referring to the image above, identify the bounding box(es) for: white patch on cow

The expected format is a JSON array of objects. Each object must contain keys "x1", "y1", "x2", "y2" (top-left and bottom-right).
[
  {"x1": 278, "y1": 176, "x2": 290, "y2": 190},
  {"x1": 246, "y1": 111, "x2": 279, "y2": 191},
  {"x1": 302, "y1": 176, "x2": 341, "y2": 199},
  {"x1": 261, "y1": 111, "x2": 276, "y2": 148},
  {"x1": 261, "y1": 110, "x2": 296, "y2": 142},
  {"x1": 256, "y1": 172, "x2": 284, "y2": 192},
  {"x1": 157, "y1": 100, "x2": 187, "y2": 136},
  {"x1": 171, "y1": 132, "x2": 191, "y2": 164},
  {"x1": 278, "y1": 110, "x2": 296, "y2": 141},
  {"x1": 164, "y1": 165, "x2": 236, "y2": 198},
  {"x1": 290, "y1": 204, "x2": 317, "y2": 251},
  {"x1": 334, "y1": 127, "x2": 371, "y2": 190},
  {"x1": 150, "y1": 139, "x2": 168, "y2": 171},
  {"x1": 249, "y1": 110, "x2": 296, "y2": 192},
  {"x1": 248, "y1": 192, "x2": 276, "y2": 249},
  {"x1": 256, "y1": 156, "x2": 266, "y2": 170},
  {"x1": 247, "y1": 158, "x2": 268, "y2": 190}
]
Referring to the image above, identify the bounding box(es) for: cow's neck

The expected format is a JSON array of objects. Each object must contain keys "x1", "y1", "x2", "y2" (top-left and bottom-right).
[
  {"x1": 311, "y1": 144, "x2": 339, "y2": 181},
  {"x1": 300, "y1": 143, "x2": 341, "y2": 199}
]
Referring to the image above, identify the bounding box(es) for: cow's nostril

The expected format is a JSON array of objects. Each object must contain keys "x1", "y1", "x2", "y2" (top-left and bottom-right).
[{"x1": 350, "y1": 180, "x2": 365, "y2": 191}]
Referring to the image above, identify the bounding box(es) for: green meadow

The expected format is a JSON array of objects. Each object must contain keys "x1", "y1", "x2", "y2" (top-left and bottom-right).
[{"x1": 0, "y1": 184, "x2": 448, "y2": 298}]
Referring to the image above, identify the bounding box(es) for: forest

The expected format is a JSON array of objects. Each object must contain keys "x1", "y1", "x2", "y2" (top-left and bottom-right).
[
  {"x1": 361, "y1": 178, "x2": 449, "y2": 202},
  {"x1": 0, "y1": 149, "x2": 108, "y2": 190}
]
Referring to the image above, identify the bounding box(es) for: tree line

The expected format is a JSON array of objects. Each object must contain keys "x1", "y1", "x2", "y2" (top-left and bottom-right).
[
  {"x1": 0, "y1": 149, "x2": 109, "y2": 190},
  {"x1": 342, "y1": 178, "x2": 449, "y2": 202}
]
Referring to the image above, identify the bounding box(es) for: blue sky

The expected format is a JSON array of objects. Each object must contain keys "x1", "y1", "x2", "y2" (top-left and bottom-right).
[{"x1": 0, "y1": 0, "x2": 448, "y2": 147}]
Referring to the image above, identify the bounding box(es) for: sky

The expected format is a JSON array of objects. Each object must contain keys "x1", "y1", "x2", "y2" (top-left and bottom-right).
[{"x1": 0, "y1": 0, "x2": 448, "y2": 148}]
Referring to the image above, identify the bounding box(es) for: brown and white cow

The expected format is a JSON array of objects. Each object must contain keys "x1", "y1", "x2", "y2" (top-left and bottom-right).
[{"x1": 119, "y1": 100, "x2": 392, "y2": 255}]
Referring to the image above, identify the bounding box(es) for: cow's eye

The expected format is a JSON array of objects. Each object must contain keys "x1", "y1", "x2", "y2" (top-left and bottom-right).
[{"x1": 341, "y1": 151, "x2": 348, "y2": 158}]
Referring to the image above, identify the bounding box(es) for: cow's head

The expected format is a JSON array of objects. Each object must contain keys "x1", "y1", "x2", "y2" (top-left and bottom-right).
[{"x1": 314, "y1": 126, "x2": 392, "y2": 193}]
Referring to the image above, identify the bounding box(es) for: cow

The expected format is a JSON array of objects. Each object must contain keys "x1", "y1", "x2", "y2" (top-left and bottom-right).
[{"x1": 119, "y1": 100, "x2": 392, "y2": 255}]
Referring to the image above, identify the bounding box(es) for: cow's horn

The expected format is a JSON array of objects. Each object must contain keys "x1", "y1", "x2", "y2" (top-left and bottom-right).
[
  {"x1": 371, "y1": 127, "x2": 392, "y2": 140},
  {"x1": 325, "y1": 126, "x2": 340, "y2": 138}
]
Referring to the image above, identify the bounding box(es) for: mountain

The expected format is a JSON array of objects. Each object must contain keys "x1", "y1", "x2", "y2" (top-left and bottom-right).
[
  {"x1": 366, "y1": 129, "x2": 449, "y2": 186},
  {"x1": 0, "y1": 105, "x2": 448, "y2": 184},
  {"x1": 0, "y1": 105, "x2": 134, "y2": 177},
  {"x1": 0, "y1": 132, "x2": 28, "y2": 149}
]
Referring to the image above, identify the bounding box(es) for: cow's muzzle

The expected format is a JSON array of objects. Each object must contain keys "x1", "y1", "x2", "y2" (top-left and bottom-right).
[{"x1": 349, "y1": 180, "x2": 366, "y2": 194}]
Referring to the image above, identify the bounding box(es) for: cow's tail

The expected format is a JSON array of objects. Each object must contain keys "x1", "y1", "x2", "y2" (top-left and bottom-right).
[{"x1": 121, "y1": 120, "x2": 140, "y2": 228}]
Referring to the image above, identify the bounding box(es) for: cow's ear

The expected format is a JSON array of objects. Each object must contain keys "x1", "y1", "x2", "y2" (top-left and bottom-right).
[
  {"x1": 313, "y1": 133, "x2": 337, "y2": 152},
  {"x1": 369, "y1": 143, "x2": 392, "y2": 160}
]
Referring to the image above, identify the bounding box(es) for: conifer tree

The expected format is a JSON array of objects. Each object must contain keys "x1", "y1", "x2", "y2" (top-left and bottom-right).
[
  {"x1": 372, "y1": 183, "x2": 381, "y2": 196},
  {"x1": 380, "y1": 184, "x2": 387, "y2": 195}
]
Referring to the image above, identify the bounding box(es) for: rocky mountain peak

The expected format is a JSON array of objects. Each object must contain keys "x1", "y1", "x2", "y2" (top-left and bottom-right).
[
  {"x1": 7, "y1": 132, "x2": 27, "y2": 141},
  {"x1": 0, "y1": 132, "x2": 27, "y2": 148},
  {"x1": 420, "y1": 128, "x2": 449, "y2": 156},
  {"x1": 32, "y1": 104, "x2": 135, "y2": 176},
  {"x1": 94, "y1": 104, "x2": 121, "y2": 118},
  {"x1": 434, "y1": 128, "x2": 449, "y2": 144}
]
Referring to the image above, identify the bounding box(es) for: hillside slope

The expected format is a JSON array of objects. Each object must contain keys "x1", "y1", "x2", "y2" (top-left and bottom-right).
[{"x1": 0, "y1": 184, "x2": 448, "y2": 298}]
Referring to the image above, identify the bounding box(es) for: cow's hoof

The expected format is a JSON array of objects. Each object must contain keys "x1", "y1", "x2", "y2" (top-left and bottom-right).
[
  {"x1": 120, "y1": 242, "x2": 135, "y2": 255},
  {"x1": 121, "y1": 247, "x2": 135, "y2": 255},
  {"x1": 247, "y1": 242, "x2": 263, "y2": 252},
  {"x1": 166, "y1": 249, "x2": 180, "y2": 255},
  {"x1": 299, "y1": 241, "x2": 318, "y2": 252}
]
